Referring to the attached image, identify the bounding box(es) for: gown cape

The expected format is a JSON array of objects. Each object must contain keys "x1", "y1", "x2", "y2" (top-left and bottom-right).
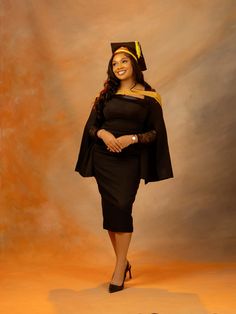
[{"x1": 74, "y1": 89, "x2": 174, "y2": 185}]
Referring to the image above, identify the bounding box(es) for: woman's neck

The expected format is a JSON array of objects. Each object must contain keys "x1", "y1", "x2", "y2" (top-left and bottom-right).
[{"x1": 119, "y1": 78, "x2": 136, "y2": 90}]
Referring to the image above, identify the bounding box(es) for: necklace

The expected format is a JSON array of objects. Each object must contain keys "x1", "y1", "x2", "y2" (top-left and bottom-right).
[{"x1": 129, "y1": 82, "x2": 137, "y2": 90}]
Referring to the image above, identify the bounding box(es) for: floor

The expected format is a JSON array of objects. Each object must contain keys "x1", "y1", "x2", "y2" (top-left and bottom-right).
[{"x1": 1, "y1": 253, "x2": 236, "y2": 314}]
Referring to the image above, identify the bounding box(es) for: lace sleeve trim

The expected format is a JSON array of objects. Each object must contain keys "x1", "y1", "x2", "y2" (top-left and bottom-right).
[
  {"x1": 88, "y1": 126, "x2": 99, "y2": 139},
  {"x1": 137, "y1": 129, "x2": 157, "y2": 144}
]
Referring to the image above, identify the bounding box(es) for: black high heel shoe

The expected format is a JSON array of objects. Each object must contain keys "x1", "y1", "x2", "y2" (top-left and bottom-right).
[
  {"x1": 126, "y1": 261, "x2": 132, "y2": 280},
  {"x1": 109, "y1": 261, "x2": 132, "y2": 293}
]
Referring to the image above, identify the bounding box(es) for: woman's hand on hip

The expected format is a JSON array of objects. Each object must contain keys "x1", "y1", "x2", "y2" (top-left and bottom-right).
[{"x1": 97, "y1": 129, "x2": 122, "y2": 153}]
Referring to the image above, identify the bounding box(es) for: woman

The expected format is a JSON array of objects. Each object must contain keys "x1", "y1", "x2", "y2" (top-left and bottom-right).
[{"x1": 75, "y1": 41, "x2": 173, "y2": 293}]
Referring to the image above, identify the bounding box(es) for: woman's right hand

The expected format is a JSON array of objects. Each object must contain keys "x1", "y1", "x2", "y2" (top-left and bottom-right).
[{"x1": 97, "y1": 129, "x2": 122, "y2": 153}]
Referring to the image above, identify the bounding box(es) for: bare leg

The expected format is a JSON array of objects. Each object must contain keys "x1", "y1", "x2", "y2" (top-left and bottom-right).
[
  {"x1": 110, "y1": 232, "x2": 132, "y2": 285},
  {"x1": 108, "y1": 230, "x2": 117, "y2": 257}
]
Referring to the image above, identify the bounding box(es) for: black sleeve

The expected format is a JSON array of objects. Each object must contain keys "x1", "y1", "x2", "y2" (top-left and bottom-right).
[
  {"x1": 137, "y1": 129, "x2": 157, "y2": 144},
  {"x1": 146, "y1": 97, "x2": 174, "y2": 180},
  {"x1": 74, "y1": 103, "x2": 103, "y2": 176},
  {"x1": 87, "y1": 104, "x2": 104, "y2": 140},
  {"x1": 88, "y1": 125, "x2": 100, "y2": 139}
]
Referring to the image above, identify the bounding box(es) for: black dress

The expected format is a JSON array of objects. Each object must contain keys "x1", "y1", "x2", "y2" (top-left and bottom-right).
[
  {"x1": 74, "y1": 92, "x2": 174, "y2": 233},
  {"x1": 91, "y1": 94, "x2": 158, "y2": 232}
]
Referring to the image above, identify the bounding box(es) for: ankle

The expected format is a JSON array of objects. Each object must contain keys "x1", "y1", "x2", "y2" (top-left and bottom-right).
[{"x1": 116, "y1": 257, "x2": 128, "y2": 264}]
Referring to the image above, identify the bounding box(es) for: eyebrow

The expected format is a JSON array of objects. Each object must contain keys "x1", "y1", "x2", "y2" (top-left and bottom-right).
[{"x1": 112, "y1": 57, "x2": 128, "y2": 63}]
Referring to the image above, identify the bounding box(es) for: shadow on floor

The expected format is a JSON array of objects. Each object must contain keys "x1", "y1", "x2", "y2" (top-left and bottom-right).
[{"x1": 48, "y1": 283, "x2": 209, "y2": 314}]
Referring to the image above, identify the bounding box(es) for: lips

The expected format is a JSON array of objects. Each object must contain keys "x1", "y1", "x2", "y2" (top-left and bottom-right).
[{"x1": 117, "y1": 70, "x2": 126, "y2": 75}]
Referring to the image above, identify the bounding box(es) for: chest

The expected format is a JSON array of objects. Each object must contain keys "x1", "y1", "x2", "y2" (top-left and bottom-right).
[{"x1": 103, "y1": 96, "x2": 149, "y2": 124}]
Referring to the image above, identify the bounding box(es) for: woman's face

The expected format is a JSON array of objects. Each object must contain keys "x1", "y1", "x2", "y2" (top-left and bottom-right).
[{"x1": 112, "y1": 52, "x2": 134, "y2": 81}]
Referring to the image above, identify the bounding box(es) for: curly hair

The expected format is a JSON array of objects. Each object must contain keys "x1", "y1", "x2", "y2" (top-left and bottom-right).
[{"x1": 93, "y1": 52, "x2": 154, "y2": 120}]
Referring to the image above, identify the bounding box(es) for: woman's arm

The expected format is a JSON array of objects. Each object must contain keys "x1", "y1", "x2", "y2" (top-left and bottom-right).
[
  {"x1": 136, "y1": 129, "x2": 157, "y2": 144},
  {"x1": 88, "y1": 125, "x2": 100, "y2": 139},
  {"x1": 87, "y1": 102, "x2": 105, "y2": 139},
  {"x1": 116, "y1": 129, "x2": 157, "y2": 149}
]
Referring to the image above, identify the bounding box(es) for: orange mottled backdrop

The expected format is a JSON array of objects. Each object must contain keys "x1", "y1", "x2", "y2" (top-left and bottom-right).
[{"x1": 1, "y1": 0, "x2": 236, "y2": 266}]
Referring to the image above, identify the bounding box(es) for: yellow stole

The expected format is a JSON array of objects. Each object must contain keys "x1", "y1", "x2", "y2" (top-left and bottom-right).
[{"x1": 115, "y1": 89, "x2": 162, "y2": 106}]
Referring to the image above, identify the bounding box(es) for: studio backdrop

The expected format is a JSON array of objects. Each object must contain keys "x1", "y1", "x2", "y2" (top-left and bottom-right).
[{"x1": 1, "y1": 0, "x2": 236, "y2": 265}]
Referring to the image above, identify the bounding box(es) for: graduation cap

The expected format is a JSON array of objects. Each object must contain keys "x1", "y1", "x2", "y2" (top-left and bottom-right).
[{"x1": 111, "y1": 41, "x2": 147, "y2": 71}]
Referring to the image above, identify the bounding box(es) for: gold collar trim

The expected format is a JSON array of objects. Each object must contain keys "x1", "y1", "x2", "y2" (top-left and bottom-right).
[{"x1": 115, "y1": 89, "x2": 162, "y2": 105}]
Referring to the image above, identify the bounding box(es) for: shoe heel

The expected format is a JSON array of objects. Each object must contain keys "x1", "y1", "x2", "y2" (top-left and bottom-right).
[{"x1": 128, "y1": 265, "x2": 132, "y2": 279}]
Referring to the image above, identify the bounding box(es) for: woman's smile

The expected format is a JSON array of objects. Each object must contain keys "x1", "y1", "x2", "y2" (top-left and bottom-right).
[
  {"x1": 117, "y1": 70, "x2": 126, "y2": 75},
  {"x1": 112, "y1": 52, "x2": 133, "y2": 80}
]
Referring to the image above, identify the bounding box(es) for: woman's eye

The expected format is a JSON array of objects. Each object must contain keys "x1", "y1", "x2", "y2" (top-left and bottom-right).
[{"x1": 112, "y1": 60, "x2": 127, "y2": 66}]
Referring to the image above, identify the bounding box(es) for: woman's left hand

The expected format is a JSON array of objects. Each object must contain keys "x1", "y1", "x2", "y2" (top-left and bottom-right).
[{"x1": 116, "y1": 135, "x2": 133, "y2": 149}]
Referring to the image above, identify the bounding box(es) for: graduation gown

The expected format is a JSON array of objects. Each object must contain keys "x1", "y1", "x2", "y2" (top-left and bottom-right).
[{"x1": 74, "y1": 90, "x2": 174, "y2": 184}]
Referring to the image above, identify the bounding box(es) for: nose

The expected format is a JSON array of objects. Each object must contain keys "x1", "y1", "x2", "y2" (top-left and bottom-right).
[
  {"x1": 114, "y1": 61, "x2": 124, "y2": 69},
  {"x1": 117, "y1": 63, "x2": 125, "y2": 70}
]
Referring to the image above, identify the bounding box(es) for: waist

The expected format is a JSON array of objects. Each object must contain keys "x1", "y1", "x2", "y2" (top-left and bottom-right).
[
  {"x1": 99, "y1": 127, "x2": 144, "y2": 137},
  {"x1": 94, "y1": 140, "x2": 141, "y2": 156}
]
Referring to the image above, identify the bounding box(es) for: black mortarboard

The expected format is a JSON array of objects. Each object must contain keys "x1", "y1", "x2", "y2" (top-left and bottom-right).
[{"x1": 110, "y1": 41, "x2": 147, "y2": 71}]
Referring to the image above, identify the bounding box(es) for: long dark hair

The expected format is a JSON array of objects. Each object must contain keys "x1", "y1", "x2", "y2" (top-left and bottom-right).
[{"x1": 93, "y1": 52, "x2": 154, "y2": 120}]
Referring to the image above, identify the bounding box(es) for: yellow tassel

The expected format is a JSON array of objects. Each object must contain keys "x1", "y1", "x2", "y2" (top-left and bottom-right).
[{"x1": 135, "y1": 41, "x2": 141, "y2": 59}]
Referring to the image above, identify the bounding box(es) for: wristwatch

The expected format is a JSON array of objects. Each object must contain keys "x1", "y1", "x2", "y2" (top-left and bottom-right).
[{"x1": 131, "y1": 135, "x2": 137, "y2": 143}]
